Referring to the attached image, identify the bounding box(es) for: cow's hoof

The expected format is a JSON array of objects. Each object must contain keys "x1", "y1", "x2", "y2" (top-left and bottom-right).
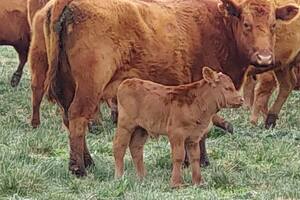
[
  {"x1": 182, "y1": 160, "x2": 190, "y2": 168},
  {"x1": 224, "y1": 121, "x2": 234, "y2": 134},
  {"x1": 200, "y1": 158, "x2": 210, "y2": 167},
  {"x1": 69, "y1": 164, "x2": 87, "y2": 177},
  {"x1": 31, "y1": 119, "x2": 40, "y2": 129},
  {"x1": 111, "y1": 110, "x2": 118, "y2": 124},
  {"x1": 84, "y1": 155, "x2": 95, "y2": 169},
  {"x1": 88, "y1": 121, "x2": 99, "y2": 133},
  {"x1": 11, "y1": 72, "x2": 21, "y2": 87},
  {"x1": 265, "y1": 114, "x2": 278, "y2": 129}
]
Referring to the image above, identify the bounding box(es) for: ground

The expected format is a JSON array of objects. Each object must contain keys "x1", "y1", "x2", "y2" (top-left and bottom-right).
[{"x1": 0, "y1": 46, "x2": 299, "y2": 200}]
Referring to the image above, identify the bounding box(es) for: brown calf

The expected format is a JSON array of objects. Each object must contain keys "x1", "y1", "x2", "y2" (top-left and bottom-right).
[
  {"x1": 0, "y1": 0, "x2": 30, "y2": 87},
  {"x1": 113, "y1": 67, "x2": 243, "y2": 188}
]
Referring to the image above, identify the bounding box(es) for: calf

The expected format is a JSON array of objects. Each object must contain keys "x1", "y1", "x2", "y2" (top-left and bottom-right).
[{"x1": 113, "y1": 67, "x2": 243, "y2": 188}]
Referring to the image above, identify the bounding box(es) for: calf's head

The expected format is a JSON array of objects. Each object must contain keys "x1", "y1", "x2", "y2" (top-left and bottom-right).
[
  {"x1": 203, "y1": 67, "x2": 244, "y2": 108},
  {"x1": 218, "y1": 0, "x2": 299, "y2": 67}
]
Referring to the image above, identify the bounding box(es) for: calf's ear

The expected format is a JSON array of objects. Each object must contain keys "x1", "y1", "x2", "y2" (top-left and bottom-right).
[
  {"x1": 203, "y1": 67, "x2": 218, "y2": 86},
  {"x1": 276, "y1": 4, "x2": 299, "y2": 22},
  {"x1": 218, "y1": 0, "x2": 241, "y2": 18}
]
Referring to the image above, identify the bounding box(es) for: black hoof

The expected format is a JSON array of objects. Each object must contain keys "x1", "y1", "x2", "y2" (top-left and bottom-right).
[
  {"x1": 224, "y1": 122, "x2": 234, "y2": 134},
  {"x1": 200, "y1": 158, "x2": 210, "y2": 167},
  {"x1": 69, "y1": 163, "x2": 87, "y2": 177},
  {"x1": 265, "y1": 114, "x2": 278, "y2": 129},
  {"x1": 11, "y1": 72, "x2": 22, "y2": 87}
]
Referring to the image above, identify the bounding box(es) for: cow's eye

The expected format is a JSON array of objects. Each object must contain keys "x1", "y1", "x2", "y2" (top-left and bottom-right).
[{"x1": 243, "y1": 22, "x2": 252, "y2": 31}]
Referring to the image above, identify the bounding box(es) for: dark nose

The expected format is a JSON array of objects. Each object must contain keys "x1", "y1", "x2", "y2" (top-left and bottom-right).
[{"x1": 252, "y1": 50, "x2": 274, "y2": 66}]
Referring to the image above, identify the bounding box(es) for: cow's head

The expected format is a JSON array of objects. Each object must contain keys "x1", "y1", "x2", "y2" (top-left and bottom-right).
[
  {"x1": 218, "y1": 0, "x2": 299, "y2": 68},
  {"x1": 203, "y1": 67, "x2": 244, "y2": 108}
]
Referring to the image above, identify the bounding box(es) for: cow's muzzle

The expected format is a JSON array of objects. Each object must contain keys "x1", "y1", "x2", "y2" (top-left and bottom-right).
[{"x1": 251, "y1": 50, "x2": 274, "y2": 67}]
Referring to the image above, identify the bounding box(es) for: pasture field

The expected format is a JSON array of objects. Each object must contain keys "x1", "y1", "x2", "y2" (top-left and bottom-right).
[{"x1": 0, "y1": 46, "x2": 299, "y2": 200}]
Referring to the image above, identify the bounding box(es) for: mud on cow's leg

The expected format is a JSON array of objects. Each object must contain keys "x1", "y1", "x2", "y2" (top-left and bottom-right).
[{"x1": 11, "y1": 42, "x2": 29, "y2": 87}]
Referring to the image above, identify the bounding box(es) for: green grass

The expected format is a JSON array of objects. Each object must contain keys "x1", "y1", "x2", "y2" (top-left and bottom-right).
[{"x1": 0, "y1": 46, "x2": 299, "y2": 200}]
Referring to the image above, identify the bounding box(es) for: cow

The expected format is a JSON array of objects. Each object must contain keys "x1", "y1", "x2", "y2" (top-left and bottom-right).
[
  {"x1": 241, "y1": 0, "x2": 300, "y2": 127},
  {"x1": 113, "y1": 67, "x2": 243, "y2": 188},
  {"x1": 0, "y1": 0, "x2": 30, "y2": 87},
  {"x1": 34, "y1": 0, "x2": 298, "y2": 176},
  {"x1": 243, "y1": 65, "x2": 300, "y2": 125}
]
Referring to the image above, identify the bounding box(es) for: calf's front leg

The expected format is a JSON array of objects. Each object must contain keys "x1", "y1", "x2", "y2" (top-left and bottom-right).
[{"x1": 186, "y1": 140, "x2": 202, "y2": 185}]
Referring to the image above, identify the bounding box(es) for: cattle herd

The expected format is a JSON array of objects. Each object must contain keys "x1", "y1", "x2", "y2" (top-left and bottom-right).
[{"x1": 0, "y1": 0, "x2": 299, "y2": 188}]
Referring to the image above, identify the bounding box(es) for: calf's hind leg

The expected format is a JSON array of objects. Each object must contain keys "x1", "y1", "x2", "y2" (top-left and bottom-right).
[
  {"x1": 113, "y1": 122, "x2": 136, "y2": 178},
  {"x1": 129, "y1": 127, "x2": 148, "y2": 179}
]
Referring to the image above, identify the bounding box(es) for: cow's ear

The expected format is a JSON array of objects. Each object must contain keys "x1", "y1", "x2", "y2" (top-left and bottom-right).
[
  {"x1": 276, "y1": 4, "x2": 299, "y2": 22},
  {"x1": 218, "y1": 0, "x2": 241, "y2": 18},
  {"x1": 203, "y1": 67, "x2": 218, "y2": 86}
]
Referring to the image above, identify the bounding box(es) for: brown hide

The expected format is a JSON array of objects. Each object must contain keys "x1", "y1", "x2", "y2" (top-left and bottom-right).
[{"x1": 0, "y1": 0, "x2": 30, "y2": 87}]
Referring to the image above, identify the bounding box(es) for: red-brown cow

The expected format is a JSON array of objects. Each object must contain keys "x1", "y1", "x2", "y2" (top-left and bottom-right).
[
  {"x1": 0, "y1": 0, "x2": 30, "y2": 87},
  {"x1": 33, "y1": 0, "x2": 298, "y2": 176}
]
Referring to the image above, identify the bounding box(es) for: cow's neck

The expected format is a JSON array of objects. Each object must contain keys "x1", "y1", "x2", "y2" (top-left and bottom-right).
[
  {"x1": 191, "y1": 82, "x2": 221, "y2": 118},
  {"x1": 206, "y1": 11, "x2": 250, "y2": 90}
]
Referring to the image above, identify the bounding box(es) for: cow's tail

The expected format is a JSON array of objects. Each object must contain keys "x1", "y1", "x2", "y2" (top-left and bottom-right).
[{"x1": 44, "y1": 0, "x2": 75, "y2": 112}]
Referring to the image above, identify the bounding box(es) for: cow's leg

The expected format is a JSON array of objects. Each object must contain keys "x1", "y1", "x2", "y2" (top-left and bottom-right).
[
  {"x1": 67, "y1": 88, "x2": 99, "y2": 176},
  {"x1": 250, "y1": 72, "x2": 276, "y2": 125},
  {"x1": 212, "y1": 114, "x2": 233, "y2": 134},
  {"x1": 83, "y1": 138, "x2": 94, "y2": 168},
  {"x1": 184, "y1": 133, "x2": 209, "y2": 168},
  {"x1": 265, "y1": 68, "x2": 296, "y2": 128},
  {"x1": 129, "y1": 127, "x2": 148, "y2": 179},
  {"x1": 29, "y1": 14, "x2": 48, "y2": 128},
  {"x1": 169, "y1": 135, "x2": 185, "y2": 188},
  {"x1": 242, "y1": 74, "x2": 256, "y2": 109},
  {"x1": 199, "y1": 135, "x2": 209, "y2": 167},
  {"x1": 113, "y1": 123, "x2": 136, "y2": 178},
  {"x1": 186, "y1": 140, "x2": 202, "y2": 185},
  {"x1": 107, "y1": 97, "x2": 118, "y2": 124},
  {"x1": 11, "y1": 42, "x2": 29, "y2": 87}
]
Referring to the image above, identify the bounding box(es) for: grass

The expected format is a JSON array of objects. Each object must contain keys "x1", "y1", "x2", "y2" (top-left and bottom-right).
[{"x1": 0, "y1": 46, "x2": 299, "y2": 200}]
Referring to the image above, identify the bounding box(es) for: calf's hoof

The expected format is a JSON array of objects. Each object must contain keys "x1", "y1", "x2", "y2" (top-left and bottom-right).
[
  {"x1": 265, "y1": 114, "x2": 278, "y2": 129},
  {"x1": 224, "y1": 121, "x2": 234, "y2": 134},
  {"x1": 170, "y1": 181, "x2": 184, "y2": 189},
  {"x1": 11, "y1": 72, "x2": 22, "y2": 87},
  {"x1": 31, "y1": 119, "x2": 40, "y2": 129}
]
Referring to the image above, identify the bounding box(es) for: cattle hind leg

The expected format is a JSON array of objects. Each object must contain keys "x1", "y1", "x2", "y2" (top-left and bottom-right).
[
  {"x1": 129, "y1": 127, "x2": 148, "y2": 179},
  {"x1": 11, "y1": 42, "x2": 29, "y2": 87}
]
